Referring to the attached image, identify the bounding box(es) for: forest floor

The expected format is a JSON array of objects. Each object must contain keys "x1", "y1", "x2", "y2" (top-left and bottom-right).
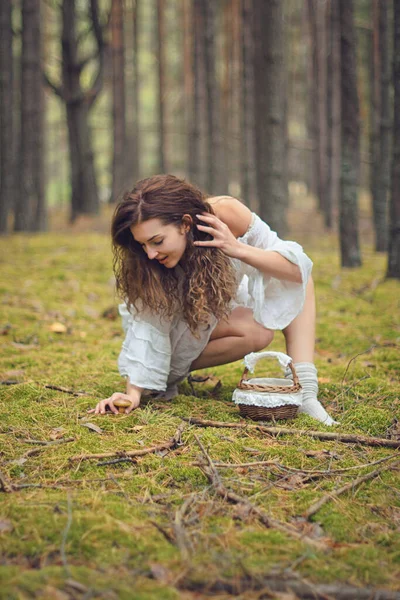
[{"x1": 1, "y1": 198, "x2": 400, "y2": 599}]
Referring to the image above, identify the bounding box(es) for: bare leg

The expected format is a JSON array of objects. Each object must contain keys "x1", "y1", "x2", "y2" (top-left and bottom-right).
[
  {"x1": 283, "y1": 276, "x2": 315, "y2": 362},
  {"x1": 283, "y1": 277, "x2": 338, "y2": 426},
  {"x1": 190, "y1": 307, "x2": 273, "y2": 371}
]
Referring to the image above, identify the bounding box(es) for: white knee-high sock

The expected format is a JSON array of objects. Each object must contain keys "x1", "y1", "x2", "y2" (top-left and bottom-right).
[{"x1": 285, "y1": 362, "x2": 338, "y2": 426}]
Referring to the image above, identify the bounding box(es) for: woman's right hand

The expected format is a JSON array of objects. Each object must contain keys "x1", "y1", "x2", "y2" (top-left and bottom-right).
[{"x1": 87, "y1": 392, "x2": 140, "y2": 415}]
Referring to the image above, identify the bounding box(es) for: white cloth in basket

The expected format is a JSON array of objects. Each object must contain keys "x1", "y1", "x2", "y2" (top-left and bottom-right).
[{"x1": 233, "y1": 351, "x2": 302, "y2": 409}]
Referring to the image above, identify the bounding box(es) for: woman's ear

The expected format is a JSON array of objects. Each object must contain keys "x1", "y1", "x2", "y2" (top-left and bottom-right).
[{"x1": 181, "y1": 214, "x2": 193, "y2": 234}]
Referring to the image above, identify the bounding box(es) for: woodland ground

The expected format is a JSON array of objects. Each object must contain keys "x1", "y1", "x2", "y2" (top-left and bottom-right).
[{"x1": 0, "y1": 196, "x2": 400, "y2": 599}]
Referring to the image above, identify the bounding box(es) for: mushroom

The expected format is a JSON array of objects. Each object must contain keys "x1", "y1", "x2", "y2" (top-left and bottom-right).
[{"x1": 112, "y1": 399, "x2": 132, "y2": 414}]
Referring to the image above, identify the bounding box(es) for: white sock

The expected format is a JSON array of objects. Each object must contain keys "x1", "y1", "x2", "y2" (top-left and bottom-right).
[{"x1": 285, "y1": 362, "x2": 339, "y2": 426}]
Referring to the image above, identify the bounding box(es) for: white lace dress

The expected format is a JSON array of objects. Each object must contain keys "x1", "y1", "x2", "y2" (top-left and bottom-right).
[{"x1": 117, "y1": 213, "x2": 313, "y2": 392}]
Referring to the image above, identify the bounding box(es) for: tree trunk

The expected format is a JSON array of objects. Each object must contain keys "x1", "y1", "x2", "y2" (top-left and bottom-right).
[
  {"x1": 131, "y1": 0, "x2": 140, "y2": 182},
  {"x1": 253, "y1": 0, "x2": 287, "y2": 236},
  {"x1": 338, "y1": 0, "x2": 361, "y2": 267},
  {"x1": 110, "y1": 0, "x2": 127, "y2": 202},
  {"x1": 203, "y1": 0, "x2": 224, "y2": 195},
  {"x1": 326, "y1": 0, "x2": 340, "y2": 230},
  {"x1": 0, "y1": 0, "x2": 15, "y2": 233},
  {"x1": 240, "y1": 0, "x2": 258, "y2": 211},
  {"x1": 307, "y1": 0, "x2": 328, "y2": 217},
  {"x1": 61, "y1": 0, "x2": 100, "y2": 221},
  {"x1": 188, "y1": 0, "x2": 206, "y2": 189},
  {"x1": 373, "y1": 1, "x2": 391, "y2": 252},
  {"x1": 369, "y1": 0, "x2": 381, "y2": 250},
  {"x1": 15, "y1": 0, "x2": 46, "y2": 232},
  {"x1": 156, "y1": 0, "x2": 166, "y2": 173},
  {"x1": 387, "y1": 0, "x2": 400, "y2": 278}
]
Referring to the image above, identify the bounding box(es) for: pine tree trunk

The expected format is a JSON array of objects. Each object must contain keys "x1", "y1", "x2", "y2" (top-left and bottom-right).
[
  {"x1": 370, "y1": 0, "x2": 382, "y2": 250},
  {"x1": 189, "y1": 0, "x2": 206, "y2": 189},
  {"x1": 0, "y1": 0, "x2": 14, "y2": 233},
  {"x1": 156, "y1": 0, "x2": 166, "y2": 173},
  {"x1": 387, "y1": 0, "x2": 400, "y2": 278},
  {"x1": 253, "y1": 0, "x2": 287, "y2": 236},
  {"x1": 131, "y1": 0, "x2": 140, "y2": 182},
  {"x1": 307, "y1": 0, "x2": 328, "y2": 216},
  {"x1": 110, "y1": 0, "x2": 127, "y2": 202},
  {"x1": 61, "y1": 0, "x2": 99, "y2": 221},
  {"x1": 202, "y1": 0, "x2": 224, "y2": 195},
  {"x1": 240, "y1": 0, "x2": 258, "y2": 211},
  {"x1": 326, "y1": 0, "x2": 340, "y2": 230},
  {"x1": 338, "y1": 0, "x2": 361, "y2": 267},
  {"x1": 374, "y1": 1, "x2": 391, "y2": 251},
  {"x1": 15, "y1": 0, "x2": 46, "y2": 232}
]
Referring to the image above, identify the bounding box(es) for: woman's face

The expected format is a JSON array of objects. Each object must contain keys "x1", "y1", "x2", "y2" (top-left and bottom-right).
[{"x1": 130, "y1": 218, "x2": 189, "y2": 269}]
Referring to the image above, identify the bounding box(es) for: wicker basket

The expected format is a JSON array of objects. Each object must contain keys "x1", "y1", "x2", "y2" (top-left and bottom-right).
[{"x1": 233, "y1": 351, "x2": 302, "y2": 421}]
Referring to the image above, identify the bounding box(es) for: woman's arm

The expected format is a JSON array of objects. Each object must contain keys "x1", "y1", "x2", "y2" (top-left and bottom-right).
[{"x1": 197, "y1": 197, "x2": 302, "y2": 283}]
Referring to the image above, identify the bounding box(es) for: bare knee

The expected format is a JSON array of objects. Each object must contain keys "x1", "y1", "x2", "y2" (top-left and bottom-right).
[{"x1": 249, "y1": 325, "x2": 274, "y2": 352}]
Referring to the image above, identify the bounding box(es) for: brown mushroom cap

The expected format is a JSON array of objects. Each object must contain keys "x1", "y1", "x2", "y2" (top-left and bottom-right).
[{"x1": 113, "y1": 399, "x2": 132, "y2": 413}]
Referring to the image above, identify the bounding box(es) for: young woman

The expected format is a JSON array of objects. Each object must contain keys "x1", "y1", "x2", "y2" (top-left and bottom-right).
[{"x1": 89, "y1": 174, "x2": 337, "y2": 425}]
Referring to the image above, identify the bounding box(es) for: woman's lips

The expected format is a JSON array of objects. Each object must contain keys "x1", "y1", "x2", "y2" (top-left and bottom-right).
[{"x1": 158, "y1": 256, "x2": 168, "y2": 263}]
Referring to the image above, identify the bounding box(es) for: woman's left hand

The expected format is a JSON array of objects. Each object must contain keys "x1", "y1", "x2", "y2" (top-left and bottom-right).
[{"x1": 194, "y1": 213, "x2": 243, "y2": 259}]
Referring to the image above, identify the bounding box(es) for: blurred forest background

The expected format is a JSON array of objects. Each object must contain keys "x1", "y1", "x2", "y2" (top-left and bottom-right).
[{"x1": 0, "y1": 0, "x2": 399, "y2": 274}]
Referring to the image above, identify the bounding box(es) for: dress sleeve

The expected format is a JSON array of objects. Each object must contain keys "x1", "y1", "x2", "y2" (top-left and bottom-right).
[
  {"x1": 234, "y1": 214, "x2": 313, "y2": 330},
  {"x1": 117, "y1": 302, "x2": 171, "y2": 391}
]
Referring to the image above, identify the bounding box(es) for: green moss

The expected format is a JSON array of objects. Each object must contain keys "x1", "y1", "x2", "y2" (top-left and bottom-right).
[{"x1": 1, "y1": 230, "x2": 400, "y2": 596}]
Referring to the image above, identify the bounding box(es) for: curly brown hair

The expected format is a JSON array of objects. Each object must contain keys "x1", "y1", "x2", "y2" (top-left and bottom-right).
[{"x1": 111, "y1": 174, "x2": 238, "y2": 335}]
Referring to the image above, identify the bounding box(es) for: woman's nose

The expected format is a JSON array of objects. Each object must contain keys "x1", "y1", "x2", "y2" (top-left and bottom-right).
[{"x1": 147, "y1": 248, "x2": 158, "y2": 260}]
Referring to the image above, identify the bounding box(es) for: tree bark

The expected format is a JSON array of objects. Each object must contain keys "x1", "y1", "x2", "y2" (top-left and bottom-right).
[
  {"x1": 373, "y1": 1, "x2": 391, "y2": 252},
  {"x1": 307, "y1": 0, "x2": 328, "y2": 218},
  {"x1": 14, "y1": 0, "x2": 46, "y2": 232},
  {"x1": 0, "y1": 0, "x2": 15, "y2": 233},
  {"x1": 131, "y1": 0, "x2": 140, "y2": 182},
  {"x1": 110, "y1": 0, "x2": 128, "y2": 202},
  {"x1": 325, "y1": 0, "x2": 341, "y2": 230},
  {"x1": 156, "y1": 0, "x2": 166, "y2": 173},
  {"x1": 240, "y1": 0, "x2": 258, "y2": 211},
  {"x1": 387, "y1": 0, "x2": 400, "y2": 278},
  {"x1": 60, "y1": 0, "x2": 103, "y2": 221},
  {"x1": 253, "y1": 0, "x2": 287, "y2": 236},
  {"x1": 338, "y1": 0, "x2": 361, "y2": 267},
  {"x1": 188, "y1": 0, "x2": 206, "y2": 189},
  {"x1": 369, "y1": 0, "x2": 381, "y2": 250}
]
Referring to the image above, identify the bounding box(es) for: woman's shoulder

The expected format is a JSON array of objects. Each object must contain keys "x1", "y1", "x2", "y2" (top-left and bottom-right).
[{"x1": 208, "y1": 196, "x2": 252, "y2": 238}]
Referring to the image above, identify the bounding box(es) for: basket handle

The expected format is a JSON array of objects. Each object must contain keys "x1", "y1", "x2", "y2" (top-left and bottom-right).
[{"x1": 239, "y1": 351, "x2": 300, "y2": 389}]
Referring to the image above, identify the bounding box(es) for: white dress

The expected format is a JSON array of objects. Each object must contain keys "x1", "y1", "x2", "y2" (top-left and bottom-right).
[{"x1": 117, "y1": 213, "x2": 313, "y2": 392}]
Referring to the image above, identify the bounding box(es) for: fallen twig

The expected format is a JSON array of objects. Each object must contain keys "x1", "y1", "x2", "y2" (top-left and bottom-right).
[
  {"x1": 20, "y1": 437, "x2": 75, "y2": 446},
  {"x1": 303, "y1": 459, "x2": 400, "y2": 520},
  {"x1": 0, "y1": 470, "x2": 13, "y2": 493},
  {"x1": 70, "y1": 422, "x2": 186, "y2": 462},
  {"x1": 183, "y1": 417, "x2": 400, "y2": 449},
  {"x1": 192, "y1": 435, "x2": 328, "y2": 551},
  {"x1": 44, "y1": 384, "x2": 89, "y2": 396},
  {"x1": 177, "y1": 574, "x2": 400, "y2": 599},
  {"x1": 173, "y1": 494, "x2": 196, "y2": 560},
  {"x1": 96, "y1": 457, "x2": 137, "y2": 466},
  {"x1": 208, "y1": 453, "x2": 400, "y2": 476}
]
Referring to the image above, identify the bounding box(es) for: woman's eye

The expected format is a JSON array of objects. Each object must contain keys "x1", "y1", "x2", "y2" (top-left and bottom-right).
[{"x1": 154, "y1": 240, "x2": 163, "y2": 246}]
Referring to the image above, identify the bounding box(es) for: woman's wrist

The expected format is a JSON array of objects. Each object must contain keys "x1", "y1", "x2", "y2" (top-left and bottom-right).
[{"x1": 126, "y1": 381, "x2": 143, "y2": 399}]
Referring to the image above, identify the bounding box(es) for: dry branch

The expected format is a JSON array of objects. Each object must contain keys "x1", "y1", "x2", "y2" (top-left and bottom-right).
[
  {"x1": 178, "y1": 575, "x2": 400, "y2": 599},
  {"x1": 21, "y1": 437, "x2": 75, "y2": 446},
  {"x1": 70, "y1": 422, "x2": 186, "y2": 462},
  {"x1": 184, "y1": 417, "x2": 400, "y2": 448},
  {"x1": 192, "y1": 435, "x2": 328, "y2": 551},
  {"x1": 44, "y1": 384, "x2": 88, "y2": 396},
  {"x1": 210, "y1": 453, "x2": 400, "y2": 476},
  {"x1": 303, "y1": 459, "x2": 400, "y2": 519}
]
